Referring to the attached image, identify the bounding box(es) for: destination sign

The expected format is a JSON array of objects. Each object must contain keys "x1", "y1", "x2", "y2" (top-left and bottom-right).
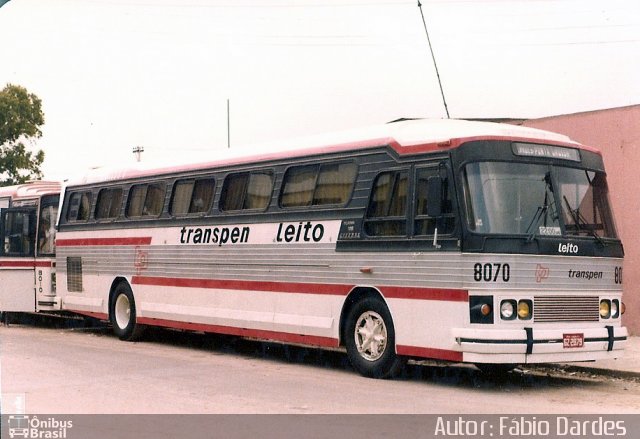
[{"x1": 512, "y1": 142, "x2": 581, "y2": 162}]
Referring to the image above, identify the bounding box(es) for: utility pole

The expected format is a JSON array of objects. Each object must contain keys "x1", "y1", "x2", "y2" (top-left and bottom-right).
[
  {"x1": 227, "y1": 99, "x2": 231, "y2": 149},
  {"x1": 132, "y1": 146, "x2": 144, "y2": 162}
]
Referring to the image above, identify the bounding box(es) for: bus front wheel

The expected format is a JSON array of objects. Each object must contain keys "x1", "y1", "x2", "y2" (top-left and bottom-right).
[
  {"x1": 109, "y1": 282, "x2": 145, "y2": 341},
  {"x1": 344, "y1": 297, "x2": 405, "y2": 378}
]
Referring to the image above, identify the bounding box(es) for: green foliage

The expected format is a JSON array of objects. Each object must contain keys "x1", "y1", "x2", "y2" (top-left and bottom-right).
[{"x1": 0, "y1": 83, "x2": 46, "y2": 186}]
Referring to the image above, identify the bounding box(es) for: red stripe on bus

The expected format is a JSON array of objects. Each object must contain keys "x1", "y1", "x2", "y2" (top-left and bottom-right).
[
  {"x1": 136, "y1": 317, "x2": 339, "y2": 348},
  {"x1": 396, "y1": 345, "x2": 463, "y2": 362},
  {"x1": 388, "y1": 135, "x2": 595, "y2": 156},
  {"x1": 0, "y1": 260, "x2": 53, "y2": 268},
  {"x1": 132, "y1": 276, "x2": 351, "y2": 296},
  {"x1": 132, "y1": 276, "x2": 468, "y2": 302},
  {"x1": 381, "y1": 287, "x2": 468, "y2": 302},
  {"x1": 56, "y1": 237, "x2": 152, "y2": 247}
]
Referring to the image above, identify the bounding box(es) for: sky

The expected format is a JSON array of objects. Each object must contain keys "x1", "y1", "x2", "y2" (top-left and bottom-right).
[{"x1": 0, "y1": 0, "x2": 638, "y2": 181}]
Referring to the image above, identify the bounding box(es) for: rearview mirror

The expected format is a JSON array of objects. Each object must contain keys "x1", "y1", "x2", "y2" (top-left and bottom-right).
[{"x1": 426, "y1": 176, "x2": 443, "y2": 217}]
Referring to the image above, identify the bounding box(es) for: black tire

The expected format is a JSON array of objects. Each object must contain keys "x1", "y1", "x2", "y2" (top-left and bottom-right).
[
  {"x1": 109, "y1": 282, "x2": 146, "y2": 341},
  {"x1": 344, "y1": 297, "x2": 405, "y2": 379}
]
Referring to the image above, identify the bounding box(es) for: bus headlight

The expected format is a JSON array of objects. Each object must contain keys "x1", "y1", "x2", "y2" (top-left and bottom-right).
[
  {"x1": 611, "y1": 300, "x2": 620, "y2": 319},
  {"x1": 600, "y1": 299, "x2": 611, "y2": 319},
  {"x1": 517, "y1": 300, "x2": 532, "y2": 320},
  {"x1": 500, "y1": 300, "x2": 516, "y2": 320}
]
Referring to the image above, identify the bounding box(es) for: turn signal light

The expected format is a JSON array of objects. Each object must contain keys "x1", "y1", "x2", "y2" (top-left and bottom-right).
[{"x1": 470, "y1": 296, "x2": 494, "y2": 324}]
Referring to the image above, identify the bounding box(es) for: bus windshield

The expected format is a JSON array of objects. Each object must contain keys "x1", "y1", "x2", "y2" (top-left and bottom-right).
[{"x1": 463, "y1": 161, "x2": 618, "y2": 239}]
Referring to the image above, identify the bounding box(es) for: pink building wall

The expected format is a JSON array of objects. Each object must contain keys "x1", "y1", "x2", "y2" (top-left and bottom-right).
[{"x1": 521, "y1": 105, "x2": 640, "y2": 335}]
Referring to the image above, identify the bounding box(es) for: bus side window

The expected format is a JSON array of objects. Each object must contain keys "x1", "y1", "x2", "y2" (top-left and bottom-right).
[
  {"x1": 67, "y1": 192, "x2": 92, "y2": 222},
  {"x1": 220, "y1": 171, "x2": 273, "y2": 212},
  {"x1": 280, "y1": 165, "x2": 317, "y2": 207},
  {"x1": 126, "y1": 183, "x2": 166, "y2": 218},
  {"x1": 364, "y1": 170, "x2": 408, "y2": 236},
  {"x1": 279, "y1": 162, "x2": 357, "y2": 208},
  {"x1": 2, "y1": 210, "x2": 35, "y2": 256},
  {"x1": 313, "y1": 162, "x2": 357, "y2": 206},
  {"x1": 95, "y1": 188, "x2": 124, "y2": 220},
  {"x1": 170, "y1": 178, "x2": 215, "y2": 216}
]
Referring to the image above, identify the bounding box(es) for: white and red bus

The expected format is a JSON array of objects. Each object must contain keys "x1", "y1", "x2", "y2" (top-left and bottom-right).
[
  {"x1": 0, "y1": 181, "x2": 61, "y2": 313},
  {"x1": 56, "y1": 119, "x2": 626, "y2": 377}
]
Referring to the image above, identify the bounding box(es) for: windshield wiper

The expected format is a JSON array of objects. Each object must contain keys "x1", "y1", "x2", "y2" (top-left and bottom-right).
[
  {"x1": 526, "y1": 172, "x2": 555, "y2": 242},
  {"x1": 526, "y1": 205, "x2": 547, "y2": 242},
  {"x1": 562, "y1": 195, "x2": 606, "y2": 247}
]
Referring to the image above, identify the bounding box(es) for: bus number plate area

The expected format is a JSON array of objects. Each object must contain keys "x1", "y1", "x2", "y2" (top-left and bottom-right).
[{"x1": 563, "y1": 333, "x2": 584, "y2": 348}]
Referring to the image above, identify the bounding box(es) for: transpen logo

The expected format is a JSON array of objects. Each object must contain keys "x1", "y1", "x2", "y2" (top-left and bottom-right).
[{"x1": 535, "y1": 264, "x2": 550, "y2": 283}]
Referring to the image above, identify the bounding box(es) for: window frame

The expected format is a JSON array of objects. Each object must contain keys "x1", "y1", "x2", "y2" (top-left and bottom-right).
[
  {"x1": 169, "y1": 177, "x2": 216, "y2": 217},
  {"x1": 66, "y1": 191, "x2": 93, "y2": 222},
  {"x1": 95, "y1": 187, "x2": 124, "y2": 221},
  {"x1": 363, "y1": 168, "x2": 410, "y2": 237},
  {"x1": 278, "y1": 161, "x2": 358, "y2": 209},
  {"x1": 219, "y1": 170, "x2": 274, "y2": 212},
  {"x1": 125, "y1": 182, "x2": 166, "y2": 219}
]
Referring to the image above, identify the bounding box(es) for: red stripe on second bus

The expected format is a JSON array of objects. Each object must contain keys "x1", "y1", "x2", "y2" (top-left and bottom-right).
[
  {"x1": 56, "y1": 237, "x2": 152, "y2": 247},
  {"x1": 132, "y1": 276, "x2": 468, "y2": 302},
  {"x1": 0, "y1": 260, "x2": 53, "y2": 268}
]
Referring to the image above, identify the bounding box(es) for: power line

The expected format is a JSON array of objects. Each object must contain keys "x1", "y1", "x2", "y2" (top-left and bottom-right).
[{"x1": 417, "y1": 0, "x2": 450, "y2": 119}]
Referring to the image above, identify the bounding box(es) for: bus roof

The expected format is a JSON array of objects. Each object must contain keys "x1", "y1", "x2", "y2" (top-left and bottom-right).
[
  {"x1": 68, "y1": 118, "x2": 593, "y2": 186},
  {"x1": 0, "y1": 181, "x2": 61, "y2": 201}
]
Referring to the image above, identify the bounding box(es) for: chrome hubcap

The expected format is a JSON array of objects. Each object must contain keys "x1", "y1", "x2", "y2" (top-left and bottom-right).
[
  {"x1": 354, "y1": 311, "x2": 387, "y2": 361},
  {"x1": 114, "y1": 294, "x2": 131, "y2": 329}
]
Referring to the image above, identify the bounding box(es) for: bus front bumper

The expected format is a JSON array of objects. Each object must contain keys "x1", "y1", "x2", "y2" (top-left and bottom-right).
[{"x1": 453, "y1": 325, "x2": 628, "y2": 364}]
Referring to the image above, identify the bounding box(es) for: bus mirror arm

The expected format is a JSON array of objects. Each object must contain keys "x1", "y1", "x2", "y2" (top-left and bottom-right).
[{"x1": 432, "y1": 227, "x2": 441, "y2": 249}]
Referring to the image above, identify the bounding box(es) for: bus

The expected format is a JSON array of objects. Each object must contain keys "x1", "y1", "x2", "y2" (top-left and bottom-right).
[
  {"x1": 0, "y1": 181, "x2": 61, "y2": 314},
  {"x1": 56, "y1": 119, "x2": 626, "y2": 378}
]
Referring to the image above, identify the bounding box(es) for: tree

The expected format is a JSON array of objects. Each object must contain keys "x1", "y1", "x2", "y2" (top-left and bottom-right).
[{"x1": 0, "y1": 83, "x2": 46, "y2": 186}]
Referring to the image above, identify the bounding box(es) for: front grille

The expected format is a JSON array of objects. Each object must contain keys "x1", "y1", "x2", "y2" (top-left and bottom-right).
[{"x1": 534, "y1": 295, "x2": 600, "y2": 322}]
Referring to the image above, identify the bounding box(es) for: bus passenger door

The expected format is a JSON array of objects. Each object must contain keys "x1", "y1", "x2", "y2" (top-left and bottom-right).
[
  {"x1": 35, "y1": 198, "x2": 59, "y2": 311},
  {"x1": 0, "y1": 208, "x2": 37, "y2": 312}
]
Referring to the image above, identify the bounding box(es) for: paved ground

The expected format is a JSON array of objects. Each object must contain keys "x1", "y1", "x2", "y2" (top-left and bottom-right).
[
  {"x1": 559, "y1": 334, "x2": 640, "y2": 378},
  {"x1": 2, "y1": 320, "x2": 640, "y2": 416}
]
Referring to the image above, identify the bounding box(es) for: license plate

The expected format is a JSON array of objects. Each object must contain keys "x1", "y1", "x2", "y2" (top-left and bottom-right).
[{"x1": 563, "y1": 333, "x2": 584, "y2": 348}]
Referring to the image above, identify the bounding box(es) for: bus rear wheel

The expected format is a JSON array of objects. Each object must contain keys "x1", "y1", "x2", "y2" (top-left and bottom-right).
[
  {"x1": 109, "y1": 282, "x2": 145, "y2": 341},
  {"x1": 344, "y1": 297, "x2": 405, "y2": 379}
]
